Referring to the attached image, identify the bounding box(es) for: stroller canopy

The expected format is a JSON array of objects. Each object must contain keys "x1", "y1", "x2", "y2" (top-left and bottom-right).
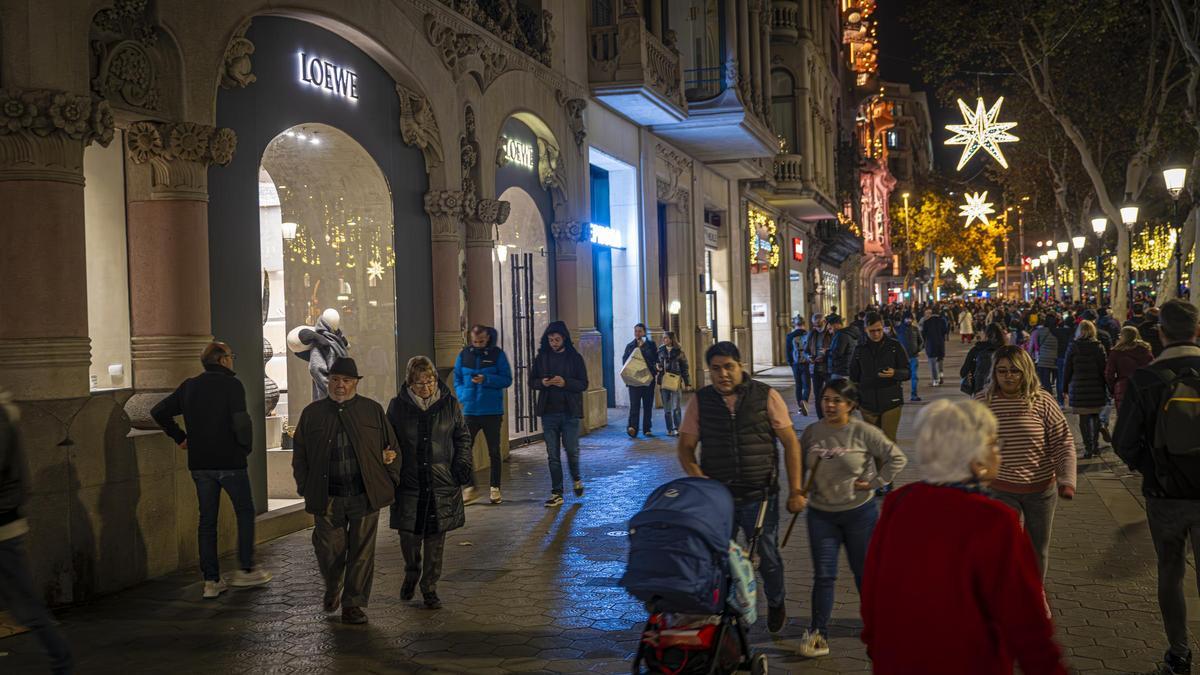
[{"x1": 629, "y1": 477, "x2": 735, "y2": 553}]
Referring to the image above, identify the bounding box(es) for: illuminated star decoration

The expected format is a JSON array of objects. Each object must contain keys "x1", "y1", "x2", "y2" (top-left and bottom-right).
[
  {"x1": 956, "y1": 273, "x2": 970, "y2": 288},
  {"x1": 959, "y1": 191, "x2": 995, "y2": 227},
  {"x1": 940, "y1": 257, "x2": 957, "y2": 274},
  {"x1": 945, "y1": 97, "x2": 1019, "y2": 170},
  {"x1": 968, "y1": 265, "x2": 983, "y2": 286},
  {"x1": 367, "y1": 260, "x2": 385, "y2": 282}
]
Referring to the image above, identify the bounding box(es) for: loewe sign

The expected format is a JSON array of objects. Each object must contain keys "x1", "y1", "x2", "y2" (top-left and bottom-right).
[
  {"x1": 503, "y1": 137, "x2": 534, "y2": 170},
  {"x1": 298, "y1": 52, "x2": 359, "y2": 101}
]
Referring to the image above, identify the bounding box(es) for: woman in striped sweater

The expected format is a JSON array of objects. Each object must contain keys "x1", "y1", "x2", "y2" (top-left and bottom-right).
[{"x1": 975, "y1": 345, "x2": 1076, "y2": 579}]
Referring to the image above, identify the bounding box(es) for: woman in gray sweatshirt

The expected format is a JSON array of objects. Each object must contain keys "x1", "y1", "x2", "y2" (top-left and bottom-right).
[{"x1": 795, "y1": 379, "x2": 907, "y2": 659}]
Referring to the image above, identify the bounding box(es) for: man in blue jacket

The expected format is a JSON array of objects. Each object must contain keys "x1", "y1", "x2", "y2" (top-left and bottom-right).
[{"x1": 453, "y1": 325, "x2": 513, "y2": 505}]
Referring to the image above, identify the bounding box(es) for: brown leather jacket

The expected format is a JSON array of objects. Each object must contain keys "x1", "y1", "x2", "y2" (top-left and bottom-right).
[{"x1": 292, "y1": 395, "x2": 401, "y2": 514}]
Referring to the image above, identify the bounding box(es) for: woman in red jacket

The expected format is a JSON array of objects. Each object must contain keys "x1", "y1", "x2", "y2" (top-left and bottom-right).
[{"x1": 860, "y1": 399, "x2": 1067, "y2": 675}]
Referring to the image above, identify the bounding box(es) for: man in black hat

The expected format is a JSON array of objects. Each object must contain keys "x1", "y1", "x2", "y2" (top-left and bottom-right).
[{"x1": 292, "y1": 357, "x2": 400, "y2": 624}]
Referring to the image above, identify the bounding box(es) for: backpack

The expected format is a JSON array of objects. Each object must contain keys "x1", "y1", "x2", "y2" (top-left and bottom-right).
[
  {"x1": 1149, "y1": 367, "x2": 1200, "y2": 497},
  {"x1": 621, "y1": 477, "x2": 734, "y2": 615}
]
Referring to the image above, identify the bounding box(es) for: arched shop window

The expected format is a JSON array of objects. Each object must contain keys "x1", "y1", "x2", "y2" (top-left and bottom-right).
[
  {"x1": 259, "y1": 123, "x2": 396, "y2": 443},
  {"x1": 771, "y1": 68, "x2": 797, "y2": 154}
]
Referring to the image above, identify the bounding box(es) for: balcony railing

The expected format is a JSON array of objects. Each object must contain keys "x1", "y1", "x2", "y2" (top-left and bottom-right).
[
  {"x1": 774, "y1": 153, "x2": 805, "y2": 189},
  {"x1": 771, "y1": 1, "x2": 800, "y2": 42},
  {"x1": 684, "y1": 65, "x2": 726, "y2": 101},
  {"x1": 587, "y1": 14, "x2": 687, "y2": 125}
]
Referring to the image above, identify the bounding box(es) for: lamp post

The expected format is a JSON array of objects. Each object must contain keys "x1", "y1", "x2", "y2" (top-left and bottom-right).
[
  {"x1": 1071, "y1": 236, "x2": 1086, "y2": 302},
  {"x1": 1091, "y1": 216, "x2": 1107, "y2": 304},
  {"x1": 902, "y1": 192, "x2": 912, "y2": 294},
  {"x1": 1032, "y1": 257, "x2": 1042, "y2": 296},
  {"x1": 1056, "y1": 241, "x2": 1070, "y2": 301},
  {"x1": 1121, "y1": 197, "x2": 1140, "y2": 304},
  {"x1": 1048, "y1": 248, "x2": 1060, "y2": 300},
  {"x1": 1163, "y1": 164, "x2": 1188, "y2": 299},
  {"x1": 1039, "y1": 253, "x2": 1049, "y2": 298}
]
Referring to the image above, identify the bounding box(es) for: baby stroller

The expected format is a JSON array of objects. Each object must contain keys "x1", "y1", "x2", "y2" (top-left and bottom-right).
[{"x1": 620, "y1": 477, "x2": 770, "y2": 675}]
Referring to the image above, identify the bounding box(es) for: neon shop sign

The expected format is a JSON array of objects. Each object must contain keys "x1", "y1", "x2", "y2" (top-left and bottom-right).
[
  {"x1": 298, "y1": 52, "x2": 359, "y2": 101},
  {"x1": 503, "y1": 137, "x2": 535, "y2": 170}
]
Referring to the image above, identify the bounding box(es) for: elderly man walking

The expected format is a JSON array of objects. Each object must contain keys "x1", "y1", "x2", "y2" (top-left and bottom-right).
[
  {"x1": 292, "y1": 357, "x2": 400, "y2": 624},
  {"x1": 152, "y1": 341, "x2": 272, "y2": 599}
]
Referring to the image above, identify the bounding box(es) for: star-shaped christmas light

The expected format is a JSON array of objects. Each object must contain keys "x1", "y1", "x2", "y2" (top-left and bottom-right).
[
  {"x1": 367, "y1": 260, "x2": 385, "y2": 282},
  {"x1": 945, "y1": 97, "x2": 1019, "y2": 171},
  {"x1": 959, "y1": 191, "x2": 995, "y2": 227},
  {"x1": 956, "y1": 273, "x2": 970, "y2": 288},
  {"x1": 968, "y1": 265, "x2": 983, "y2": 285},
  {"x1": 940, "y1": 257, "x2": 957, "y2": 274}
]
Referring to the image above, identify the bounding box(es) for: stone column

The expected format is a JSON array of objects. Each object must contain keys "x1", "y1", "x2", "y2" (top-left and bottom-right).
[
  {"x1": 464, "y1": 199, "x2": 511, "y2": 328},
  {"x1": 748, "y1": 0, "x2": 764, "y2": 115},
  {"x1": 0, "y1": 89, "x2": 114, "y2": 400},
  {"x1": 737, "y1": 0, "x2": 753, "y2": 106},
  {"x1": 649, "y1": 0, "x2": 664, "y2": 39},
  {"x1": 759, "y1": 8, "x2": 773, "y2": 121},
  {"x1": 552, "y1": 220, "x2": 606, "y2": 430},
  {"x1": 426, "y1": 190, "x2": 467, "y2": 370},
  {"x1": 123, "y1": 121, "x2": 236, "y2": 426}
]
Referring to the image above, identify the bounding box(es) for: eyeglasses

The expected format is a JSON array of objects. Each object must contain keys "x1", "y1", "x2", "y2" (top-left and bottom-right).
[
  {"x1": 994, "y1": 368, "x2": 1022, "y2": 378},
  {"x1": 411, "y1": 379, "x2": 437, "y2": 389}
]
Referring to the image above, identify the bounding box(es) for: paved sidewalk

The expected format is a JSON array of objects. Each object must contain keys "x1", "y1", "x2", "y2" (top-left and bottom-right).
[{"x1": 0, "y1": 340, "x2": 1189, "y2": 673}]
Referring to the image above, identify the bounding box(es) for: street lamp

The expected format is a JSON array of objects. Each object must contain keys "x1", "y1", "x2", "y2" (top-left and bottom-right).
[
  {"x1": 1056, "y1": 241, "x2": 1069, "y2": 254},
  {"x1": 1092, "y1": 216, "x2": 1108, "y2": 304},
  {"x1": 1163, "y1": 164, "x2": 1189, "y2": 298},
  {"x1": 1048, "y1": 249, "x2": 1060, "y2": 300},
  {"x1": 902, "y1": 192, "x2": 912, "y2": 293},
  {"x1": 1121, "y1": 196, "x2": 1140, "y2": 299}
]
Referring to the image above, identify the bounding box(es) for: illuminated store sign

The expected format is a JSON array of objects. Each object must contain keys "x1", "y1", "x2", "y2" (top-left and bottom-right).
[
  {"x1": 503, "y1": 137, "x2": 534, "y2": 170},
  {"x1": 298, "y1": 52, "x2": 359, "y2": 101},
  {"x1": 792, "y1": 238, "x2": 804, "y2": 262},
  {"x1": 590, "y1": 224, "x2": 623, "y2": 248}
]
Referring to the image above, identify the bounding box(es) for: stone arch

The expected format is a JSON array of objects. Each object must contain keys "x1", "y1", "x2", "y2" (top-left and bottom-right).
[
  {"x1": 491, "y1": 107, "x2": 570, "y2": 230},
  {"x1": 187, "y1": 1, "x2": 458, "y2": 190}
]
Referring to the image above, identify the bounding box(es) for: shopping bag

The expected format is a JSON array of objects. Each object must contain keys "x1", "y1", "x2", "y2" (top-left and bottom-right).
[
  {"x1": 661, "y1": 372, "x2": 682, "y2": 392},
  {"x1": 727, "y1": 540, "x2": 758, "y2": 624},
  {"x1": 620, "y1": 348, "x2": 653, "y2": 387}
]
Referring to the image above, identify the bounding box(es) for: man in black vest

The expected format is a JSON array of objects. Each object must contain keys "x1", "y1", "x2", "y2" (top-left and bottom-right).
[{"x1": 676, "y1": 341, "x2": 805, "y2": 634}]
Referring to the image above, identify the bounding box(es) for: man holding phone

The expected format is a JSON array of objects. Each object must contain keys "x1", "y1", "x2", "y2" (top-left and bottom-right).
[
  {"x1": 531, "y1": 321, "x2": 589, "y2": 507},
  {"x1": 849, "y1": 311, "x2": 910, "y2": 441}
]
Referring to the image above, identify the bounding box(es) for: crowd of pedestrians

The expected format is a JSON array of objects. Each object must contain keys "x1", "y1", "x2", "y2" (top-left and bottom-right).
[{"x1": 4, "y1": 291, "x2": 1200, "y2": 675}]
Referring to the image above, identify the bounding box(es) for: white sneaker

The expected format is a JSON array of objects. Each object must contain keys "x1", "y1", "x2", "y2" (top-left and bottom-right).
[
  {"x1": 203, "y1": 579, "x2": 228, "y2": 599},
  {"x1": 463, "y1": 486, "x2": 481, "y2": 505},
  {"x1": 490, "y1": 487, "x2": 502, "y2": 504},
  {"x1": 798, "y1": 629, "x2": 830, "y2": 658},
  {"x1": 228, "y1": 568, "x2": 273, "y2": 587}
]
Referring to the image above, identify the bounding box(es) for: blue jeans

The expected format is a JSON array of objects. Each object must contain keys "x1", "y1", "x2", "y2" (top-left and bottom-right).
[
  {"x1": 791, "y1": 363, "x2": 811, "y2": 405},
  {"x1": 907, "y1": 356, "x2": 920, "y2": 397},
  {"x1": 733, "y1": 494, "x2": 785, "y2": 608},
  {"x1": 541, "y1": 413, "x2": 581, "y2": 494},
  {"x1": 0, "y1": 536, "x2": 73, "y2": 673},
  {"x1": 191, "y1": 468, "x2": 256, "y2": 580},
  {"x1": 661, "y1": 389, "x2": 683, "y2": 433},
  {"x1": 929, "y1": 355, "x2": 941, "y2": 383},
  {"x1": 1037, "y1": 366, "x2": 1056, "y2": 395},
  {"x1": 1055, "y1": 357, "x2": 1067, "y2": 404},
  {"x1": 807, "y1": 501, "x2": 879, "y2": 635}
]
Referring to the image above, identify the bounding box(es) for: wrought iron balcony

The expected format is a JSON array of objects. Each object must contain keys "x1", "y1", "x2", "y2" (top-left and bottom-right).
[{"x1": 588, "y1": 14, "x2": 687, "y2": 125}]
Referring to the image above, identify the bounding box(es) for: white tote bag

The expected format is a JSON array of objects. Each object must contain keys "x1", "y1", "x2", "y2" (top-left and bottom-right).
[{"x1": 620, "y1": 347, "x2": 653, "y2": 387}]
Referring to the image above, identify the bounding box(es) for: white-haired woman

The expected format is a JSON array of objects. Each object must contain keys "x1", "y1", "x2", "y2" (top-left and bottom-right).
[
  {"x1": 975, "y1": 345, "x2": 1075, "y2": 579},
  {"x1": 861, "y1": 399, "x2": 1067, "y2": 675}
]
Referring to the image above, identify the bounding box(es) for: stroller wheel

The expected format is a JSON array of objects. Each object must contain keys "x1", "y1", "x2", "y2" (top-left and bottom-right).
[{"x1": 750, "y1": 653, "x2": 768, "y2": 674}]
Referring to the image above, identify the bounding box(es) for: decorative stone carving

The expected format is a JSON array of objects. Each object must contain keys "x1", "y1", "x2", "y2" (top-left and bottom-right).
[
  {"x1": 443, "y1": 0, "x2": 553, "y2": 66},
  {"x1": 90, "y1": 0, "x2": 165, "y2": 112},
  {"x1": 557, "y1": 90, "x2": 587, "y2": 150},
  {"x1": 620, "y1": 0, "x2": 641, "y2": 17},
  {"x1": 220, "y1": 21, "x2": 256, "y2": 90},
  {"x1": 477, "y1": 198, "x2": 511, "y2": 226},
  {"x1": 124, "y1": 120, "x2": 236, "y2": 199},
  {"x1": 536, "y1": 136, "x2": 569, "y2": 219},
  {"x1": 396, "y1": 83, "x2": 443, "y2": 173},
  {"x1": 550, "y1": 219, "x2": 589, "y2": 261},
  {"x1": 0, "y1": 88, "x2": 114, "y2": 183},
  {"x1": 656, "y1": 176, "x2": 691, "y2": 216},
  {"x1": 424, "y1": 189, "x2": 466, "y2": 243},
  {"x1": 496, "y1": 144, "x2": 510, "y2": 168}
]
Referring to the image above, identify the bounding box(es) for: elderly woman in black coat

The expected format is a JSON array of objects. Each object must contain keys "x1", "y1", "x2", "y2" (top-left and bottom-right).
[
  {"x1": 1062, "y1": 319, "x2": 1109, "y2": 459},
  {"x1": 386, "y1": 355, "x2": 473, "y2": 609}
]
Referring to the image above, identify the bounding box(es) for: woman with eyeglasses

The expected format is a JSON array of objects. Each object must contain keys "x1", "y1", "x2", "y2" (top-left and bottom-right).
[
  {"x1": 861, "y1": 399, "x2": 1067, "y2": 674},
  {"x1": 975, "y1": 345, "x2": 1075, "y2": 579},
  {"x1": 386, "y1": 356, "x2": 473, "y2": 610},
  {"x1": 795, "y1": 379, "x2": 907, "y2": 659}
]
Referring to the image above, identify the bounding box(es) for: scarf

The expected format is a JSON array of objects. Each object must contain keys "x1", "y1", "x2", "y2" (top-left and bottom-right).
[{"x1": 407, "y1": 386, "x2": 441, "y2": 411}]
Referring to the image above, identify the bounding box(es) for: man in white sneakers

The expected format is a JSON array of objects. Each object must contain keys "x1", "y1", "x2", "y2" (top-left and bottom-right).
[{"x1": 152, "y1": 342, "x2": 272, "y2": 598}]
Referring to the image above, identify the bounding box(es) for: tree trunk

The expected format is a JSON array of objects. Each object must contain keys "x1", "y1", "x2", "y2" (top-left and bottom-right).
[{"x1": 1160, "y1": 206, "x2": 1198, "y2": 300}]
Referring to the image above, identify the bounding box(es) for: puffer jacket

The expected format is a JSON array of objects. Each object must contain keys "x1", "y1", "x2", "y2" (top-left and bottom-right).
[
  {"x1": 386, "y1": 382, "x2": 473, "y2": 534},
  {"x1": 1105, "y1": 344, "x2": 1154, "y2": 411},
  {"x1": 1063, "y1": 338, "x2": 1108, "y2": 409},
  {"x1": 453, "y1": 327, "x2": 513, "y2": 416},
  {"x1": 1031, "y1": 326, "x2": 1059, "y2": 370},
  {"x1": 894, "y1": 321, "x2": 923, "y2": 358},
  {"x1": 828, "y1": 327, "x2": 860, "y2": 377},
  {"x1": 656, "y1": 344, "x2": 691, "y2": 387}
]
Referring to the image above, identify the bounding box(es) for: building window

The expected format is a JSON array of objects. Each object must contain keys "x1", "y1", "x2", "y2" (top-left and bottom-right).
[
  {"x1": 886, "y1": 129, "x2": 900, "y2": 149},
  {"x1": 771, "y1": 68, "x2": 797, "y2": 153}
]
